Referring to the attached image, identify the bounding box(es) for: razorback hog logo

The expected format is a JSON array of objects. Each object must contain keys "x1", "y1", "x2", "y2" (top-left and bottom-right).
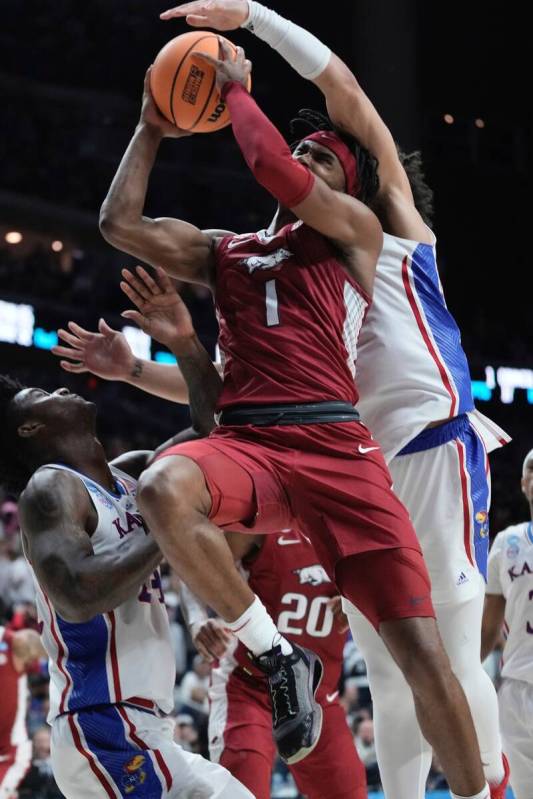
[
  {"x1": 293, "y1": 564, "x2": 331, "y2": 586},
  {"x1": 240, "y1": 248, "x2": 292, "y2": 274}
]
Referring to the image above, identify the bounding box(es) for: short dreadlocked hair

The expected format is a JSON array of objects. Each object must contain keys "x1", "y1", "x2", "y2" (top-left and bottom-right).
[
  {"x1": 290, "y1": 109, "x2": 380, "y2": 207},
  {"x1": 397, "y1": 147, "x2": 434, "y2": 227},
  {"x1": 0, "y1": 375, "x2": 31, "y2": 496}
]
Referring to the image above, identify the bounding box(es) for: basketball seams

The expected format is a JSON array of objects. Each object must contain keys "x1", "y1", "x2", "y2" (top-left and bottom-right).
[
  {"x1": 168, "y1": 34, "x2": 215, "y2": 129},
  {"x1": 191, "y1": 71, "x2": 219, "y2": 131}
]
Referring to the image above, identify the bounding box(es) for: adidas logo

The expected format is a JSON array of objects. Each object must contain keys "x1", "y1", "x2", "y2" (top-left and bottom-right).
[{"x1": 456, "y1": 571, "x2": 469, "y2": 586}]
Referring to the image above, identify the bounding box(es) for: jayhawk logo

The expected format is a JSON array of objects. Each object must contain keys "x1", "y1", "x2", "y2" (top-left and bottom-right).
[
  {"x1": 475, "y1": 510, "x2": 489, "y2": 538},
  {"x1": 293, "y1": 565, "x2": 331, "y2": 586},
  {"x1": 122, "y1": 755, "x2": 147, "y2": 794}
]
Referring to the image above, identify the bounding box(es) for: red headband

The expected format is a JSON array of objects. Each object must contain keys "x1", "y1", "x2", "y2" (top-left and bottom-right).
[{"x1": 303, "y1": 131, "x2": 359, "y2": 196}]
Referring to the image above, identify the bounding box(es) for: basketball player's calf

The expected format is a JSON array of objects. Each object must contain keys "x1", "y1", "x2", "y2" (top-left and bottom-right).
[
  {"x1": 336, "y1": 550, "x2": 489, "y2": 799},
  {"x1": 137, "y1": 453, "x2": 323, "y2": 764}
]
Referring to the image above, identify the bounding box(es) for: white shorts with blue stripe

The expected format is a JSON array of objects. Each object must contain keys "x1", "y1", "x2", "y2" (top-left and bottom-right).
[
  {"x1": 51, "y1": 705, "x2": 254, "y2": 799},
  {"x1": 391, "y1": 413, "x2": 490, "y2": 604}
]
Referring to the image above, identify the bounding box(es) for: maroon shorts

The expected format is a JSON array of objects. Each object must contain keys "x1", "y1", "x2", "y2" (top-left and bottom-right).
[
  {"x1": 155, "y1": 421, "x2": 434, "y2": 624},
  {"x1": 212, "y1": 673, "x2": 366, "y2": 799}
]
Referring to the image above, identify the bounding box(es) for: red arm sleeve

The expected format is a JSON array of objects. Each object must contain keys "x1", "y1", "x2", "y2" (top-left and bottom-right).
[{"x1": 222, "y1": 81, "x2": 315, "y2": 208}]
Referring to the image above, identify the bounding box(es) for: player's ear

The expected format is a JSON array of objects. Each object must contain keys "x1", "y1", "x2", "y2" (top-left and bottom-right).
[
  {"x1": 17, "y1": 420, "x2": 45, "y2": 439},
  {"x1": 521, "y1": 476, "x2": 527, "y2": 498}
]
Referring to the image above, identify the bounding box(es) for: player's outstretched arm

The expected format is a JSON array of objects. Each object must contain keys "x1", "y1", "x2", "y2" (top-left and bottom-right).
[
  {"x1": 120, "y1": 265, "x2": 223, "y2": 434},
  {"x1": 99, "y1": 69, "x2": 217, "y2": 287},
  {"x1": 170, "y1": 3, "x2": 429, "y2": 240},
  {"x1": 52, "y1": 318, "x2": 192, "y2": 403},
  {"x1": 171, "y1": 2, "x2": 404, "y2": 192},
  {"x1": 19, "y1": 469, "x2": 162, "y2": 623}
]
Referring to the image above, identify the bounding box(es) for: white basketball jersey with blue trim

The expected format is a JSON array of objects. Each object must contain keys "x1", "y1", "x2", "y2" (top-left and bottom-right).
[
  {"x1": 27, "y1": 464, "x2": 175, "y2": 722},
  {"x1": 487, "y1": 522, "x2": 533, "y2": 685},
  {"x1": 356, "y1": 231, "x2": 500, "y2": 461}
]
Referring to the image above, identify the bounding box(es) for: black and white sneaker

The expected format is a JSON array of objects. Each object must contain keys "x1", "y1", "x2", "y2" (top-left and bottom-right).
[{"x1": 252, "y1": 642, "x2": 323, "y2": 764}]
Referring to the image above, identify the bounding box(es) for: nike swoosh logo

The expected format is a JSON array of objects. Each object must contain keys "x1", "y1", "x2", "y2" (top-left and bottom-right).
[
  {"x1": 227, "y1": 236, "x2": 254, "y2": 249},
  {"x1": 358, "y1": 445, "x2": 380, "y2": 454},
  {"x1": 326, "y1": 691, "x2": 339, "y2": 703},
  {"x1": 277, "y1": 536, "x2": 300, "y2": 546}
]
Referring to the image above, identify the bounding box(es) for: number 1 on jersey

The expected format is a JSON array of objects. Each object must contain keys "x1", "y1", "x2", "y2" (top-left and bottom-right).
[{"x1": 265, "y1": 279, "x2": 280, "y2": 327}]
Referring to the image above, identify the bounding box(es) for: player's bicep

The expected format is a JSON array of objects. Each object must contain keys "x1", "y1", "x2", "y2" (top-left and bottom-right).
[
  {"x1": 20, "y1": 472, "x2": 95, "y2": 617},
  {"x1": 104, "y1": 215, "x2": 216, "y2": 286}
]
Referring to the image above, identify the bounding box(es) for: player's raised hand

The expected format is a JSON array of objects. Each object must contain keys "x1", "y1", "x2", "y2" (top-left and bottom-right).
[
  {"x1": 160, "y1": 0, "x2": 248, "y2": 30},
  {"x1": 51, "y1": 320, "x2": 135, "y2": 381},
  {"x1": 140, "y1": 67, "x2": 191, "y2": 138},
  {"x1": 192, "y1": 37, "x2": 251, "y2": 92},
  {"x1": 120, "y1": 265, "x2": 195, "y2": 353},
  {"x1": 191, "y1": 619, "x2": 233, "y2": 662}
]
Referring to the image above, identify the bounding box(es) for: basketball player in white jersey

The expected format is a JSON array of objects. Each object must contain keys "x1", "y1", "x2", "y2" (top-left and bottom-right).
[
  {"x1": 158, "y1": 2, "x2": 511, "y2": 798},
  {"x1": 0, "y1": 371, "x2": 253, "y2": 797},
  {"x1": 482, "y1": 448, "x2": 533, "y2": 799}
]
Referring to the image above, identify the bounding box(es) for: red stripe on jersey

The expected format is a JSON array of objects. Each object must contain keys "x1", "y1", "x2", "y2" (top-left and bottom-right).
[
  {"x1": 67, "y1": 715, "x2": 117, "y2": 799},
  {"x1": 117, "y1": 706, "x2": 172, "y2": 791},
  {"x1": 456, "y1": 441, "x2": 474, "y2": 567},
  {"x1": 401, "y1": 256, "x2": 457, "y2": 417},
  {"x1": 107, "y1": 612, "x2": 122, "y2": 702},
  {"x1": 43, "y1": 594, "x2": 71, "y2": 714},
  {"x1": 125, "y1": 697, "x2": 155, "y2": 710}
]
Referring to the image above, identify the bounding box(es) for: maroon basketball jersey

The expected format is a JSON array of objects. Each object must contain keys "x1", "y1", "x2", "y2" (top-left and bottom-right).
[
  {"x1": 215, "y1": 222, "x2": 370, "y2": 410},
  {"x1": 0, "y1": 628, "x2": 28, "y2": 755},
  {"x1": 235, "y1": 532, "x2": 346, "y2": 699}
]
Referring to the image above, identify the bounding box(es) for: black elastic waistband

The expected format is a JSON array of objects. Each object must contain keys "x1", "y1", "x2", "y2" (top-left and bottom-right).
[{"x1": 216, "y1": 401, "x2": 360, "y2": 427}]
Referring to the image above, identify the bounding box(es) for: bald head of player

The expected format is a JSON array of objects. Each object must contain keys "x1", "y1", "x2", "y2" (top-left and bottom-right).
[{"x1": 0, "y1": 374, "x2": 97, "y2": 495}]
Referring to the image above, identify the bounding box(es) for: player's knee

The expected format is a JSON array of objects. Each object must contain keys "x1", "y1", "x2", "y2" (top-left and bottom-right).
[{"x1": 137, "y1": 455, "x2": 211, "y2": 520}]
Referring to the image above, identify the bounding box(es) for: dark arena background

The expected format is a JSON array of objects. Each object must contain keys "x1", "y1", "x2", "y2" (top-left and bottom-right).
[{"x1": 0, "y1": 2, "x2": 529, "y2": 797}]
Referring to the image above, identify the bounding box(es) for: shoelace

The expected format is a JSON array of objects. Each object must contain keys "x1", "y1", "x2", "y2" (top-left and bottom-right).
[{"x1": 270, "y1": 661, "x2": 297, "y2": 726}]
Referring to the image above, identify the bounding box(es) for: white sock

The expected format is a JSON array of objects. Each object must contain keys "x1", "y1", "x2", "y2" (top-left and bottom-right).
[
  {"x1": 225, "y1": 595, "x2": 293, "y2": 656},
  {"x1": 450, "y1": 785, "x2": 490, "y2": 799},
  {"x1": 486, "y1": 762, "x2": 505, "y2": 788}
]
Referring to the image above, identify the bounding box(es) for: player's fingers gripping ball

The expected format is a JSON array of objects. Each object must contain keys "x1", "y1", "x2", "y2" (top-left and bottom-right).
[{"x1": 150, "y1": 30, "x2": 252, "y2": 133}]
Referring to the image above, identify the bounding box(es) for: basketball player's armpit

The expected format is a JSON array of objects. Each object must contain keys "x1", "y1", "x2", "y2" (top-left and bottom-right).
[{"x1": 222, "y1": 81, "x2": 315, "y2": 207}]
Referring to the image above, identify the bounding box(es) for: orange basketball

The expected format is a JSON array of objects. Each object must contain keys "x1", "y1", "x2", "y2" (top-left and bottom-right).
[{"x1": 150, "y1": 31, "x2": 252, "y2": 134}]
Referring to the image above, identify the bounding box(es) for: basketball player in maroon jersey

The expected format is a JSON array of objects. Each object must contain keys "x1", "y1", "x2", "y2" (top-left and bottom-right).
[
  {"x1": 99, "y1": 39, "x2": 490, "y2": 795},
  {"x1": 182, "y1": 530, "x2": 366, "y2": 799},
  {"x1": 0, "y1": 625, "x2": 44, "y2": 798}
]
